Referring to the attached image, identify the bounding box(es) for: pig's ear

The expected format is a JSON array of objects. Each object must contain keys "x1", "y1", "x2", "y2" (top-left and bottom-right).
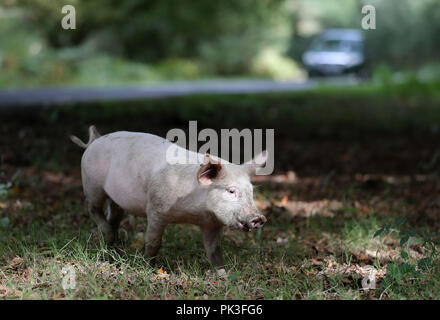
[
  {"x1": 197, "y1": 154, "x2": 223, "y2": 186},
  {"x1": 243, "y1": 151, "x2": 268, "y2": 176}
]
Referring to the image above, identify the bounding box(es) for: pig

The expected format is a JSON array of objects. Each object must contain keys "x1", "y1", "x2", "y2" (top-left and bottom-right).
[{"x1": 70, "y1": 126, "x2": 268, "y2": 268}]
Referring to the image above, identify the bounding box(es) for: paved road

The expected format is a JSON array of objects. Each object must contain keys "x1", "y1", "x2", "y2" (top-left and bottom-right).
[{"x1": 0, "y1": 78, "x2": 359, "y2": 107}]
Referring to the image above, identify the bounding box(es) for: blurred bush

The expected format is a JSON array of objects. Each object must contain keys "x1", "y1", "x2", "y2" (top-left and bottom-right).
[
  {"x1": 0, "y1": 8, "x2": 48, "y2": 87},
  {"x1": 1, "y1": 0, "x2": 298, "y2": 87},
  {"x1": 9, "y1": 0, "x2": 292, "y2": 74},
  {"x1": 251, "y1": 49, "x2": 306, "y2": 80},
  {"x1": 363, "y1": 0, "x2": 440, "y2": 68},
  {"x1": 155, "y1": 59, "x2": 201, "y2": 81}
]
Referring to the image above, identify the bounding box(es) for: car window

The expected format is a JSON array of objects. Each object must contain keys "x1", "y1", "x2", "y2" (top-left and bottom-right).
[{"x1": 312, "y1": 39, "x2": 363, "y2": 52}]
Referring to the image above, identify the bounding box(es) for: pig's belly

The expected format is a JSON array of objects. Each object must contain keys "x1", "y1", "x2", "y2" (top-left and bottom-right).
[{"x1": 104, "y1": 175, "x2": 148, "y2": 216}]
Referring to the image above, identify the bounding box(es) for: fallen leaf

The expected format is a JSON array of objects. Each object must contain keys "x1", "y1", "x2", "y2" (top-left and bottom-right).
[
  {"x1": 280, "y1": 195, "x2": 288, "y2": 206},
  {"x1": 11, "y1": 186, "x2": 20, "y2": 196},
  {"x1": 0, "y1": 285, "x2": 10, "y2": 297},
  {"x1": 279, "y1": 199, "x2": 343, "y2": 218},
  {"x1": 255, "y1": 200, "x2": 270, "y2": 211},
  {"x1": 158, "y1": 268, "x2": 167, "y2": 274},
  {"x1": 42, "y1": 171, "x2": 74, "y2": 184},
  {"x1": 5, "y1": 256, "x2": 24, "y2": 270},
  {"x1": 130, "y1": 238, "x2": 144, "y2": 250},
  {"x1": 311, "y1": 258, "x2": 323, "y2": 266},
  {"x1": 216, "y1": 268, "x2": 227, "y2": 278},
  {"x1": 276, "y1": 237, "x2": 289, "y2": 244}
]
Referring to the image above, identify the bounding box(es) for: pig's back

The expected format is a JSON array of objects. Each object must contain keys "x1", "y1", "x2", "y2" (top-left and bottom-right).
[{"x1": 84, "y1": 131, "x2": 173, "y2": 214}]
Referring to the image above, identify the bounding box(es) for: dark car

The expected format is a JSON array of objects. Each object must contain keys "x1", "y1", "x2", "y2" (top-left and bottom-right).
[{"x1": 302, "y1": 28, "x2": 368, "y2": 78}]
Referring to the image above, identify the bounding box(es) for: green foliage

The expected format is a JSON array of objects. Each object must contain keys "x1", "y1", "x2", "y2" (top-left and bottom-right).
[
  {"x1": 0, "y1": 182, "x2": 12, "y2": 201},
  {"x1": 374, "y1": 217, "x2": 439, "y2": 290},
  {"x1": 364, "y1": 0, "x2": 440, "y2": 68},
  {"x1": 0, "y1": 217, "x2": 10, "y2": 228},
  {"x1": 12, "y1": 0, "x2": 292, "y2": 75},
  {"x1": 251, "y1": 48, "x2": 306, "y2": 80}
]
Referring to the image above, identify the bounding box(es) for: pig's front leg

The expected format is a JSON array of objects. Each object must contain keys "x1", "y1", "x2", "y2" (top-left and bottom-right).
[
  {"x1": 144, "y1": 211, "x2": 167, "y2": 264},
  {"x1": 202, "y1": 226, "x2": 224, "y2": 269}
]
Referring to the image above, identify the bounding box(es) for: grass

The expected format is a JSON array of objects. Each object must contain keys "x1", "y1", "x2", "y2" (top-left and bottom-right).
[
  {"x1": 1, "y1": 190, "x2": 437, "y2": 300},
  {"x1": 0, "y1": 79, "x2": 439, "y2": 299}
]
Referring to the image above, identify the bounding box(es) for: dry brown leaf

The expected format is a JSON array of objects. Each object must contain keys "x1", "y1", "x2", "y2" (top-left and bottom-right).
[
  {"x1": 158, "y1": 268, "x2": 167, "y2": 274},
  {"x1": 311, "y1": 258, "x2": 323, "y2": 266},
  {"x1": 255, "y1": 200, "x2": 270, "y2": 211},
  {"x1": 5, "y1": 256, "x2": 24, "y2": 270},
  {"x1": 130, "y1": 238, "x2": 144, "y2": 250},
  {"x1": 320, "y1": 258, "x2": 387, "y2": 281},
  {"x1": 0, "y1": 285, "x2": 10, "y2": 297},
  {"x1": 42, "y1": 171, "x2": 74, "y2": 184},
  {"x1": 279, "y1": 199, "x2": 343, "y2": 218},
  {"x1": 251, "y1": 171, "x2": 297, "y2": 183},
  {"x1": 216, "y1": 268, "x2": 227, "y2": 278}
]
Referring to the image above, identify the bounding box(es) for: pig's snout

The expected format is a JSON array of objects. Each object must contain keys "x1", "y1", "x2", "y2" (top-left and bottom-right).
[
  {"x1": 249, "y1": 215, "x2": 267, "y2": 229},
  {"x1": 235, "y1": 214, "x2": 266, "y2": 232}
]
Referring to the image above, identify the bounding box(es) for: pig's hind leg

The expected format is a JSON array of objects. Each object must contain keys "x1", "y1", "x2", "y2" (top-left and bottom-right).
[
  {"x1": 107, "y1": 200, "x2": 126, "y2": 242},
  {"x1": 85, "y1": 187, "x2": 117, "y2": 245}
]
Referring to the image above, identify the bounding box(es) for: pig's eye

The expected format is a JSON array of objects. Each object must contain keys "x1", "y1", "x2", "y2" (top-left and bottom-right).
[
  {"x1": 227, "y1": 187, "x2": 238, "y2": 194},
  {"x1": 223, "y1": 186, "x2": 239, "y2": 201}
]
